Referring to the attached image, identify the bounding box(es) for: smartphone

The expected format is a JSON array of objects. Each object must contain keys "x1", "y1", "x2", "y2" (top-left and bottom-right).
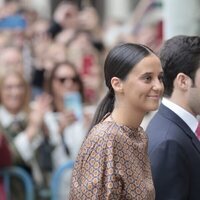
[{"x1": 64, "y1": 92, "x2": 83, "y2": 120}]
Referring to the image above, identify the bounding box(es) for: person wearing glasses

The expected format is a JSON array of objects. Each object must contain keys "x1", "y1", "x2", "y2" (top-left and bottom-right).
[
  {"x1": 44, "y1": 61, "x2": 89, "y2": 198},
  {"x1": 45, "y1": 60, "x2": 87, "y2": 165}
]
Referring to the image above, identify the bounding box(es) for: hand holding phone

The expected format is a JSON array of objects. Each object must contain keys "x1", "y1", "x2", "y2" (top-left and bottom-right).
[{"x1": 64, "y1": 92, "x2": 83, "y2": 120}]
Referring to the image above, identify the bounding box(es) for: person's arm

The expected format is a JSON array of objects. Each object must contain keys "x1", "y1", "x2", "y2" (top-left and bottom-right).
[
  {"x1": 77, "y1": 131, "x2": 149, "y2": 199},
  {"x1": 14, "y1": 94, "x2": 52, "y2": 162},
  {"x1": 71, "y1": 132, "x2": 123, "y2": 199},
  {"x1": 47, "y1": 1, "x2": 74, "y2": 38},
  {"x1": 150, "y1": 140, "x2": 189, "y2": 200}
]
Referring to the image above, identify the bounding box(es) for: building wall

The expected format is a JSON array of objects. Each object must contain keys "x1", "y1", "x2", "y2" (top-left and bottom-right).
[
  {"x1": 163, "y1": 0, "x2": 200, "y2": 39},
  {"x1": 104, "y1": 0, "x2": 133, "y2": 21},
  {"x1": 21, "y1": 0, "x2": 51, "y2": 19}
]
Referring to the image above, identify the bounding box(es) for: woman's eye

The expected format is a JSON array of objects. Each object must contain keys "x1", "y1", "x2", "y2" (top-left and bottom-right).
[
  {"x1": 144, "y1": 76, "x2": 152, "y2": 82},
  {"x1": 158, "y1": 75, "x2": 164, "y2": 82}
]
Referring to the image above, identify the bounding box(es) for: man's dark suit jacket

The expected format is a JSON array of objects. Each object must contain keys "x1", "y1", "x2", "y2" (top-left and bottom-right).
[{"x1": 146, "y1": 103, "x2": 200, "y2": 200}]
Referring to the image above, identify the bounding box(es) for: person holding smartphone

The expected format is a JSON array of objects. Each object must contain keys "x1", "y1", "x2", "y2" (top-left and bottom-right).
[
  {"x1": 45, "y1": 61, "x2": 86, "y2": 165},
  {"x1": 43, "y1": 60, "x2": 90, "y2": 198}
]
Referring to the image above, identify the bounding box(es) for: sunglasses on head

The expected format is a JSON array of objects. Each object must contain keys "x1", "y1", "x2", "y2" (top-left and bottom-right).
[{"x1": 54, "y1": 76, "x2": 78, "y2": 84}]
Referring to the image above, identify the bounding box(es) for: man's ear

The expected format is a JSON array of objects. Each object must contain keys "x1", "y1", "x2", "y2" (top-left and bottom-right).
[
  {"x1": 111, "y1": 77, "x2": 123, "y2": 93},
  {"x1": 175, "y1": 73, "x2": 192, "y2": 90}
]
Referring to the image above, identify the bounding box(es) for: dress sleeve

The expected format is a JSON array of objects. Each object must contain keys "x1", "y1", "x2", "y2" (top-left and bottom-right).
[
  {"x1": 73, "y1": 130, "x2": 149, "y2": 199},
  {"x1": 71, "y1": 132, "x2": 123, "y2": 199}
]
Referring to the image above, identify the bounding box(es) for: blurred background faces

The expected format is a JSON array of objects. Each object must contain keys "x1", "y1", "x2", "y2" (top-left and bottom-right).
[{"x1": 0, "y1": 0, "x2": 199, "y2": 199}]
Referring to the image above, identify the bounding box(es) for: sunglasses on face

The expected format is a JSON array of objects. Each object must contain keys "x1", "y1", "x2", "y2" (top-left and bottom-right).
[
  {"x1": 54, "y1": 76, "x2": 79, "y2": 84},
  {"x1": 65, "y1": 12, "x2": 73, "y2": 18}
]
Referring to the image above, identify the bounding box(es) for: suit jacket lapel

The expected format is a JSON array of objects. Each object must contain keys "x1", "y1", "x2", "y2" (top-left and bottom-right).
[{"x1": 158, "y1": 103, "x2": 200, "y2": 154}]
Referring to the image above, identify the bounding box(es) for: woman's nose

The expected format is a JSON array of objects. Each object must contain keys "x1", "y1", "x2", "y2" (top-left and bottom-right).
[{"x1": 153, "y1": 79, "x2": 164, "y2": 92}]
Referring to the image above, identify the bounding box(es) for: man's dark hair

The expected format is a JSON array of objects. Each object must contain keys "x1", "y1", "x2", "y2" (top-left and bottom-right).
[{"x1": 160, "y1": 35, "x2": 200, "y2": 97}]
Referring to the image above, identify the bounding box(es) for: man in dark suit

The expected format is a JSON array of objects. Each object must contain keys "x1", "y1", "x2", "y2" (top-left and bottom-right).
[{"x1": 146, "y1": 35, "x2": 200, "y2": 200}]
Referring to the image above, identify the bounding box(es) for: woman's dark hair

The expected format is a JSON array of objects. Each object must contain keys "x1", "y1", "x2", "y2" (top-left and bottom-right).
[
  {"x1": 47, "y1": 60, "x2": 84, "y2": 107},
  {"x1": 88, "y1": 43, "x2": 155, "y2": 132}
]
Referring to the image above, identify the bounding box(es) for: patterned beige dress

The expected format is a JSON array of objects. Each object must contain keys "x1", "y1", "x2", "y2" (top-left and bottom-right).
[{"x1": 69, "y1": 116, "x2": 155, "y2": 200}]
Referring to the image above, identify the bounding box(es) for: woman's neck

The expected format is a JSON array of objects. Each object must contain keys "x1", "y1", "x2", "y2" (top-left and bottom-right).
[
  {"x1": 3, "y1": 106, "x2": 21, "y2": 115},
  {"x1": 111, "y1": 107, "x2": 144, "y2": 129}
]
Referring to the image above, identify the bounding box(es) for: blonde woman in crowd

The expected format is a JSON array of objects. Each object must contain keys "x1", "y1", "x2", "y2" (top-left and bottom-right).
[{"x1": 0, "y1": 68, "x2": 52, "y2": 198}]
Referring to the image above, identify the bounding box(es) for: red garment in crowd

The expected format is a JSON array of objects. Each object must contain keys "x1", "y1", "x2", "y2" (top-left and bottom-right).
[{"x1": 0, "y1": 133, "x2": 12, "y2": 200}]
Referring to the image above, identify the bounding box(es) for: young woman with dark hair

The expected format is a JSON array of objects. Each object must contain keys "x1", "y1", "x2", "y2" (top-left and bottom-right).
[
  {"x1": 69, "y1": 43, "x2": 164, "y2": 199},
  {"x1": 44, "y1": 61, "x2": 86, "y2": 166}
]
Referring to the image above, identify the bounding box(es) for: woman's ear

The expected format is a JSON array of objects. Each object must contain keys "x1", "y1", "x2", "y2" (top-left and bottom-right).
[{"x1": 111, "y1": 77, "x2": 123, "y2": 93}]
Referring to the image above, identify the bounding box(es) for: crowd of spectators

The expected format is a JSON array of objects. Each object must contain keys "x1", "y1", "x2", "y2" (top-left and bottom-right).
[{"x1": 0, "y1": 0, "x2": 162, "y2": 199}]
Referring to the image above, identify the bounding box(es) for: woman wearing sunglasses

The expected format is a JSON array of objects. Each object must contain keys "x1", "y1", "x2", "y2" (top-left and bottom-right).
[{"x1": 44, "y1": 61, "x2": 89, "y2": 198}]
